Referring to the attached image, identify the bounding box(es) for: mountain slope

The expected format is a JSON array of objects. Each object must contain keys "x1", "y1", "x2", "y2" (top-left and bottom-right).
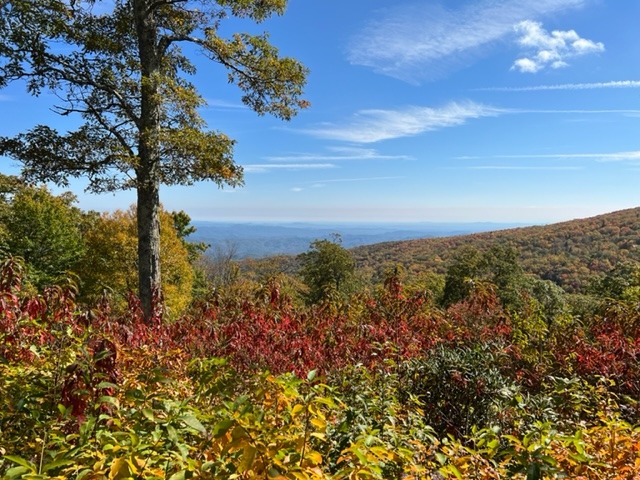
[{"x1": 352, "y1": 207, "x2": 640, "y2": 292}]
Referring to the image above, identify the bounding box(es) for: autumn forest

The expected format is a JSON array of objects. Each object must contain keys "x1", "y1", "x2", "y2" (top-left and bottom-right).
[{"x1": 2, "y1": 1, "x2": 640, "y2": 479}]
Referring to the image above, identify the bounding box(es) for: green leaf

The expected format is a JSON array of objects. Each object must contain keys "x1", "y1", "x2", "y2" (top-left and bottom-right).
[
  {"x1": 540, "y1": 455, "x2": 557, "y2": 466},
  {"x1": 4, "y1": 466, "x2": 31, "y2": 479},
  {"x1": 142, "y1": 407, "x2": 156, "y2": 422},
  {"x1": 434, "y1": 452, "x2": 447, "y2": 465},
  {"x1": 239, "y1": 445, "x2": 257, "y2": 472},
  {"x1": 168, "y1": 470, "x2": 186, "y2": 480},
  {"x1": 441, "y1": 464, "x2": 463, "y2": 480},
  {"x1": 99, "y1": 395, "x2": 120, "y2": 408},
  {"x1": 307, "y1": 369, "x2": 318, "y2": 382},
  {"x1": 212, "y1": 418, "x2": 234, "y2": 438},
  {"x1": 166, "y1": 424, "x2": 179, "y2": 442},
  {"x1": 96, "y1": 381, "x2": 119, "y2": 390},
  {"x1": 42, "y1": 458, "x2": 75, "y2": 471},
  {"x1": 76, "y1": 468, "x2": 94, "y2": 480},
  {"x1": 3, "y1": 455, "x2": 36, "y2": 471},
  {"x1": 568, "y1": 452, "x2": 590, "y2": 463},
  {"x1": 180, "y1": 414, "x2": 206, "y2": 434},
  {"x1": 526, "y1": 463, "x2": 542, "y2": 480}
]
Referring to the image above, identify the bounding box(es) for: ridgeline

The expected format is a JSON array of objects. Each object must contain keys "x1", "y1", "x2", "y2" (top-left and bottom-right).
[{"x1": 352, "y1": 207, "x2": 640, "y2": 292}]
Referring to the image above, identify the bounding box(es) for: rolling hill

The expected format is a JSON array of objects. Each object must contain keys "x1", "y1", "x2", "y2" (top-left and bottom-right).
[{"x1": 351, "y1": 207, "x2": 640, "y2": 292}]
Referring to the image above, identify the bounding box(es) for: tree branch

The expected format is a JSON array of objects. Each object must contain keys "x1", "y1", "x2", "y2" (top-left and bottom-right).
[
  {"x1": 148, "y1": 0, "x2": 188, "y2": 12},
  {"x1": 158, "y1": 34, "x2": 254, "y2": 84}
]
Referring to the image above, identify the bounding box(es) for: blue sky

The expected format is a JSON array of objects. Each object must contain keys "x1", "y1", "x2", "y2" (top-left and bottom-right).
[{"x1": 2, "y1": 0, "x2": 640, "y2": 224}]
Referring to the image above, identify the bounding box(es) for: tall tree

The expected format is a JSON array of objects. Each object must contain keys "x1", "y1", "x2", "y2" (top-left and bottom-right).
[{"x1": 0, "y1": 0, "x2": 308, "y2": 319}]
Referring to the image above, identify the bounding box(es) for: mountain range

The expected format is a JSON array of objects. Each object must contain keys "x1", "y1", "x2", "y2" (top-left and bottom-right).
[{"x1": 190, "y1": 220, "x2": 525, "y2": 259}]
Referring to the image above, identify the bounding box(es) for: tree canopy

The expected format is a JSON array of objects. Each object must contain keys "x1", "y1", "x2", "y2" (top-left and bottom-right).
[
  {"x1": 299, "y1": 236, "x2": 356, "y2": 304},
  {"x1": 78, "y1": 207, "x2": 195, "y2": 316},
  {"x1": 0, "y1": 175, "x2": 86, "y2": 287},
  {"x1": 0, "y1": 0, "x2": 308, "y2": 319}
]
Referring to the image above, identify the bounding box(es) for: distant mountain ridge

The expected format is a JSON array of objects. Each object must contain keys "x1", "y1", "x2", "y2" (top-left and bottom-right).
[
  {"x1": 352, "y1": 207, "x2": 640, "y2": 293},
  {"x1": 190, "y1": 220, "x2": 524, "y2": 259}
]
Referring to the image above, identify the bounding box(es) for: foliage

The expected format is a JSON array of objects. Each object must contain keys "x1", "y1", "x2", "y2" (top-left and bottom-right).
[
  {"x1": 171, "y1": 210, "x2": 208, "y2": 263},
  {"x1": 589, "y1": 260, "x2": 640, "y2": 301},
  {"x1": 0, "y1": 179, "x2": 85, "y2": 287},
  {"x1": 442, "y1": 244, "x2": 525, "y2": 309},
  {"x1": 3, "y1": 234, "x2": 640, "y2": 478},
  {"x1": 299, "y1": 236, "x2": 357, "y2": 304},
  {"x1": 0, "y1": 0, "x2": 308, "y2": 319},
  {"x1": 399, "y1": 343, "x2": 517, "y2": 438},
  {"x1": 352, "y1": 207, "x2": 640, "y2": 294},
  {"x1": 78, "y1": 207, "x2": 194, "y2": 317}
]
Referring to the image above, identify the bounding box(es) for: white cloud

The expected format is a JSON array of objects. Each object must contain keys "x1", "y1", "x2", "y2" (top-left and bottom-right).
[
  {"x1": 477, "y1": 80, "x2": 640, "y2": 91},
  {"x1": 304, "y1": 176, "x2": 406, "y2": 185},
  {"x1": 457, "y1": 150, "x2": 640, "y2": 162},
  {"x1": 468, "y1": 166, "x2": 582, "y2": 170},
  {"x1": 265, "y1": 146, "x2": 411, "y2": 162},
  {"x1": 347, "y1": 0, "x2": 586, "y2": 83},
  {"x1": 512, "y1": 58, "x2": 541, "y2": 73},
  {"x1": 203, "y1": 98, "x2": 247, "y2": 110},
  {"x1": 512, "y1": 20, "x2": 604, "y2": 73},
  {"x1": 301, "y1": 101, "x2": 504, "y2": 143},
  {"x1": 243, "y1": 163, "x2": 336, "y2": 173}
]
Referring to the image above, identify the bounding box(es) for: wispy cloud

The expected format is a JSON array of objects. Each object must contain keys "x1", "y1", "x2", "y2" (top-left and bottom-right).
[
  {"x1": 204, "y1": 98, "x2": 247, "y2": 110},
  {"x1": 468, "y1": 165, "x2": 582, "y2": 170},
  {"x1": 243, "y1": 163, "x2": 336, "y2": 173},
  {"x1": 513, "y1": 109, "x2": 640, "y2": 115},
  {"x1": 301, "y1": 101, "x2": 504, "y2": 143},
  {"x1": 347, "y1": 0, "x2": 587, "y2": 83},
  {"x1": 457, "y1": 150, "x2": 640, "y2": 161},
  {"x1": 293, "y1": 176, "x2": 405, "y2": 192},
  {"x1": 511, "y1": 20, "x2": 604, "y2": 73},
  {"x1": 477, "y1": 80, "x2": 640, "y2": 91},
  {"x1": 306, "y1": 176, "x2": 406, "y2": 184},
  {"x1": 265, "y1": 146, "x2": 411, "y2": 162}
]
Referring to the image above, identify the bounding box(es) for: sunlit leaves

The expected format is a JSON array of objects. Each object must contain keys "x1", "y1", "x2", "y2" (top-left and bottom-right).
[
  {"x1": 78, "y1": 207, "x2": 194, "y2": 316},
  {"x1": 2, "y1": 244, "x2": 640, "y2": 478}
]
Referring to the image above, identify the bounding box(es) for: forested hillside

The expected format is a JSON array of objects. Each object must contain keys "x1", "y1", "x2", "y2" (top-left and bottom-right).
[{"x1": 352, "y1": 207, "x2": 640, "y2": 293}]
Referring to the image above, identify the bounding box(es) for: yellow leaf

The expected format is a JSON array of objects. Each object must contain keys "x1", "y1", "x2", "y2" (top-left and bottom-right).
[
  {"x1": 239, "y1": 444, "x2": 258, "y2": 473},
  {"x1": 305, "y1": 450, "x2": 323, "y2": 465},
  {"x1": 310, "y1": 417, "x2": 326, "y2": 429},
  {"x1": 108, "y1": 457, "x2": 132, "y2": 480}
]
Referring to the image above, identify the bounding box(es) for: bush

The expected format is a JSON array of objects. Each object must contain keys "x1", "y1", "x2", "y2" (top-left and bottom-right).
[{"x1": 398, "y1": 343, "x2": 518, "y2": 438}]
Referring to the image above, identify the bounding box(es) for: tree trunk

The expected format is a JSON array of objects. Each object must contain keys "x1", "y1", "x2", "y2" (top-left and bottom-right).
[
  {"x1": 136, "y1": 175, "x2": 161, "y2": 320},
  {"x1": 134, "y1": 0, "x2": 162, "y2": 321}
]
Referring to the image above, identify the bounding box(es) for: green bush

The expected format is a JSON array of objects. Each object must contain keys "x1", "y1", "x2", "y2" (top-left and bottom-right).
[{"x1": 398, "y1": 343, "x2": 518, "y2": 438}]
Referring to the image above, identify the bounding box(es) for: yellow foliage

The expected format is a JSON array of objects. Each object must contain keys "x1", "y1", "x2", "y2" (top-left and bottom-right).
[{"x1": 78, "y1": 206, "x2": 193, "y2": 317}]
